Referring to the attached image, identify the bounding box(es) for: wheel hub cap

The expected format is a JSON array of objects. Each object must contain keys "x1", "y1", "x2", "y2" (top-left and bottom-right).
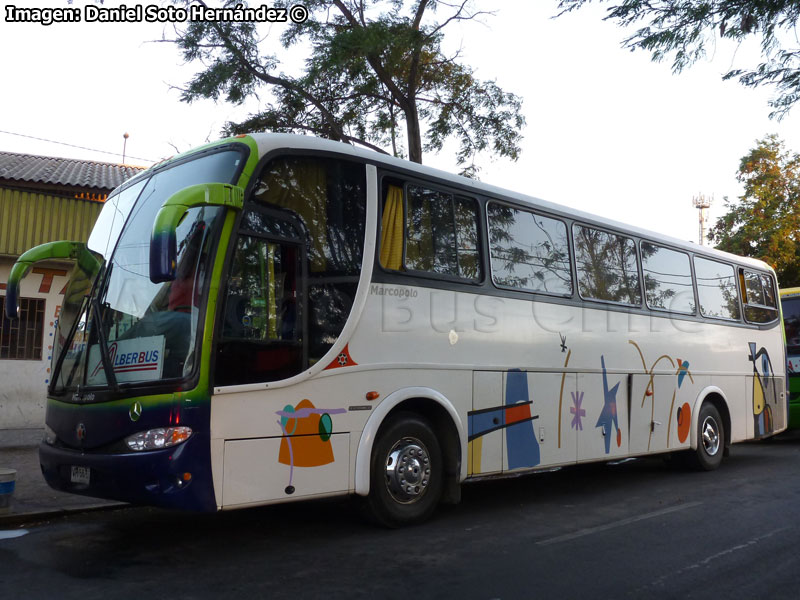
[
  {"x1": 385, "y1": 437, "x2": 431, "y2": 504},
  {"x1": 701, "y1": 416, "x2": 720, "y2": 456}
]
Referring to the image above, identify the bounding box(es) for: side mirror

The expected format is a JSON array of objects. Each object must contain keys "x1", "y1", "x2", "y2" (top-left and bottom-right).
[
  {"x1": 149, "y1": 183, "x2": 244, "y2": 283},
  {"x1": 4, "y1": 241, "x2": 101, "y2": 320}
]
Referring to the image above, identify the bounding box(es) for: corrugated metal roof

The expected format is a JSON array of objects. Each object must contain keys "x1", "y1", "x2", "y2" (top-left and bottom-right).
[
  {"x1": 0, "y1": 188, "x2": 104, "y2": 256},
  {"x1": 0, "y1": 150, "x2": 144, "y2": 191}
]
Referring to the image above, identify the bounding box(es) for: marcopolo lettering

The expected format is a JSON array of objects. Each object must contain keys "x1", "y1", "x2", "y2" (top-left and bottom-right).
[{"x1": 370, "y1": 285, "x2": 418, "y2": 298}]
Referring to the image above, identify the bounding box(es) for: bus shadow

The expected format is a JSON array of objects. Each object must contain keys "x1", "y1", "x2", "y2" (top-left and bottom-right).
[
  {"x1": 37, "y1": 446, "x2": 784, "y2": 582},
  {"x1": 766, "y1": 428, "x2": 800, "y2": 444}
]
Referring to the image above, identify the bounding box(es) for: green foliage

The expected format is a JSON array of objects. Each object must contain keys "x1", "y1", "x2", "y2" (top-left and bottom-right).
[
  {"x1": 556, "y1": 1, "x2": 800, "y2": 118},
  {"x1": 709, "y1": 135, "x2": 800, "y2": 286},
  {"x1": 169, "y1": 0, "x2": 525, "y2": 175}
]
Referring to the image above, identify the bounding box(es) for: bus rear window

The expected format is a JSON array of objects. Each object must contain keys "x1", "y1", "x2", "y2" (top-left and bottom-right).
[{"x1": 741, "y1": 270, "x2": 778, "y2": 324}]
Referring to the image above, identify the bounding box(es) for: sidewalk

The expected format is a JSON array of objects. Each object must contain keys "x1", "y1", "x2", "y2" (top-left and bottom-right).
[{"x1": 0, "y1": 438, "x2": 125, "y2": 527}]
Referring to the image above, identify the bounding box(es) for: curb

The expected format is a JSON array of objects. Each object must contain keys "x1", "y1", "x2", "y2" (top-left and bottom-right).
[{"x1": 0, "y1": 501, "x2": 128, "y2": 528}]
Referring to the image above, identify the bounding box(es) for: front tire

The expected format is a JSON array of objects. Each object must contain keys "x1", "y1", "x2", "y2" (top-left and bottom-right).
[
  {"x1": 363, "y1": 412, "x2": 443, "y2": 527},
  {"x1": 687, "y1": 403, "x2": 725, "y2": 471}
]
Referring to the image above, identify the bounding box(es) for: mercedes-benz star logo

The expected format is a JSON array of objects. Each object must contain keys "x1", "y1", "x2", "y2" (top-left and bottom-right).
[{"x1": 130, "y1": 401, "x2": 143, "y2": 422}]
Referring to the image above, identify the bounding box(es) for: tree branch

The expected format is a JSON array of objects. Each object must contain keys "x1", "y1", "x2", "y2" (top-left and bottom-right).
[{"x1": 191, "y1": 0, "x2": 349, "y2": 140}]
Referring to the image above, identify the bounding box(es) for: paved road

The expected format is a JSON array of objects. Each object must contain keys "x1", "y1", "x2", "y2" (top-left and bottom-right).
[{"x1": 3, "y1": 432, "x2": 800, "y2": 599}]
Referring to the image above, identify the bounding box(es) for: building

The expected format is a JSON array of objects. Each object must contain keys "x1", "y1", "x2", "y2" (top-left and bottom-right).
[{"x1": 0, "y1": 150, "x2": 144, "y2": 444}]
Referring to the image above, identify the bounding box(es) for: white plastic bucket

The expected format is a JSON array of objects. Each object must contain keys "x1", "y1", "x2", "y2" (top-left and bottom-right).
[{"x1": 0, "y1": 468, "x2": 17, "y2": 512}]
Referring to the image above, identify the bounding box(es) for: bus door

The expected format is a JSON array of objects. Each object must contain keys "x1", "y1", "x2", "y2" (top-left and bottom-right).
[
  {"x1": 216, "y1": 207, "x2": 306, "y2": 386},
  {"x1": 216, "y1": 206, "x2": 352, "y2": 505}
]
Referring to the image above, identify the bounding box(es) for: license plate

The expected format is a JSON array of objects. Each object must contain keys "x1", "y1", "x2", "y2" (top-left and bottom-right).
[{"x1": 70, "y1": 466, "x2": 90, "y2": 485}]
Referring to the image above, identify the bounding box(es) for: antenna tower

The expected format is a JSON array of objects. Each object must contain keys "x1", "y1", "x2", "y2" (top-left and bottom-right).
[{"x1": 693, "y1": 193, "x2": 712, "y2": 245}]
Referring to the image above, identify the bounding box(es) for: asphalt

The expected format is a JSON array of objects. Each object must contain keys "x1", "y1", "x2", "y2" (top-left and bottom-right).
[{"x1": 0, "y1": 442, "x2": 125, "y2": 527}]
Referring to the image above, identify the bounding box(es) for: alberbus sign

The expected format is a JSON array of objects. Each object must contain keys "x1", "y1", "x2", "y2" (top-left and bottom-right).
[{"x1": 87, "y1": 335, "x2": 165, "y2": 385}]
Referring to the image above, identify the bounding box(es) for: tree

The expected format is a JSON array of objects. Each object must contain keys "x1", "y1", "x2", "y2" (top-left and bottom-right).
[
  {"x1": 709, "y1": 134, "x2": 800, "y2": 286},
  {"x1": 556, "y1": 1, "x2": 800, "y2": 118},
  {"x1": 168, "y1": 0, "x2": 525, "y2": 176}
]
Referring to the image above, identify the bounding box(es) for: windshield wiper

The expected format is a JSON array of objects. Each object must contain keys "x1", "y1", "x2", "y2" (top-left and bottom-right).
[
  {"x1": 50, "y1": 293, "x2": 90, "y2": 394},
  {"x1": 90, "y1": 262, "x2": 120, "y2": 392},
  {"x1": 50, "y1": 262, "x2": 119, "y2": 395},
  {"x1": 90, "y1": 298, "x2": 119, "y2": 392}
]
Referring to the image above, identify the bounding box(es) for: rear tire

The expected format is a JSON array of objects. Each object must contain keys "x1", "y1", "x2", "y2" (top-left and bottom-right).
[
  {"x1": 687, "y1": 403, "x2": 725, "y2": 471},
  {"x1": 363, "y1": 412, "x2": 443, "y2": 528}
]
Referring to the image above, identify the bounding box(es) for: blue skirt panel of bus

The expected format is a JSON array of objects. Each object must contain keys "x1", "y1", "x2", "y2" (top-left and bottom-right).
[{"x1": 38, "y1": 432, "x2": 217, "y2": 512}]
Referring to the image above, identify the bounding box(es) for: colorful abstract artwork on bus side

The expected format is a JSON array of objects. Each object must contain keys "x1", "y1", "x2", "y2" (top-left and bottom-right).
[
  {"x1": 596, "y1": 355, "x2": 622, "y2": 454},
  {"x1": 277, "y1": 399, "x2": 347, "y2": 485},
  {"x1": 467, "y1": 370, "x2": 541, "y2": 473},
  {"x1": 748, "y1": 343, "x2": 779, "y2": 437}
]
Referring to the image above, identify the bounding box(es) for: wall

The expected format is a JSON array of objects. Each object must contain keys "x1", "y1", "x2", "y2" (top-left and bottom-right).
[
  {"x1": 0, "y1": 187, "x2": 102, "y2": 256},
  {"x1": 0, "y1": 187, "x2": 105, "y2": 444},
  {"x1": 0, "y1": 258, "x2": 70, "y2": 440}
]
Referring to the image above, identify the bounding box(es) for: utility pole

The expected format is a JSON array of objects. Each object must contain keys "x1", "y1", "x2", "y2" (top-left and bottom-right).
[
  {"x1": 122, "y1": 132, "x2": 129, "y2": 164},
  {"x1": 693, "y1": 193, "x2": 712, "y2": 245}
]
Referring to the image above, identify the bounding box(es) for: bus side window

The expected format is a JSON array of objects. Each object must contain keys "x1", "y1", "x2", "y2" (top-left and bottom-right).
[
  {"x1": 693, "y1": 257, "x2": 741, "y2": 321},
  {"x1": 379, "y1": 181, "x2": 481, "y2": 281},
  {"x1": 573, "y1": 224, "x2": 641, "y2": 305},
  {"x1": 783, "y1": 295, "x2": 800, "y2": 347},
  {"x1": 487, "y1": 202, "x2": 572, "y2": 296},
  {"x1": 640, "y1": 242, "x2": 695, "y2": 314},
  {"x1": 741, "y1": 269, "x2": 779, "y2": 324}
]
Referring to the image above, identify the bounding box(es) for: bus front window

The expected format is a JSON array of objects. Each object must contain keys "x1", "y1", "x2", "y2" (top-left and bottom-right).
[
  {"x1": 52, "y1": 148, "x2": 244, "y2": 394},
  {"x1": 85, "y1": 205, "x2": 224, "y2": 385}
]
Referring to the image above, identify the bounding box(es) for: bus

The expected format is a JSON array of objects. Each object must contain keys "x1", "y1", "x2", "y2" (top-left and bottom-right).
[
  {"x1": 780, "y1": 287, "x2": 800, "y2": 428},
  {"x1": 4, "y1": 133, "x2": 787, "y2": 526}
]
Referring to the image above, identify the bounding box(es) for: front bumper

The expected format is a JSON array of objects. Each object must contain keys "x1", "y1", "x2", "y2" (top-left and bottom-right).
[{"x1": 39, "y1": 432, "x2": 216, "y2": 512}]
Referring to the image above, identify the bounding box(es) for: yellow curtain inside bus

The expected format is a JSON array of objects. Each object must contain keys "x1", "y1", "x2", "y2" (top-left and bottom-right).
[
  {"x1": 380, "y1": 185, "x2": 404, "y2": 270},
  {"x1": 255, "y1": 161, "x2": 328, "y2": 272}
]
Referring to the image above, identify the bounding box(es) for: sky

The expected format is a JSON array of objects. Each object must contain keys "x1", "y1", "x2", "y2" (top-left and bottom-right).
[{"x1": 1, "y1": 0, "x2": 799, "y2": 245}]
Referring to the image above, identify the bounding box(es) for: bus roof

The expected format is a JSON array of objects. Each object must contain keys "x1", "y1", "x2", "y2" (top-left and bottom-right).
[
  {"x1": 251, "y1": 133, "x2": 776, "y2": 273},
  {"x1": 781, "y1": 287, "x2": 800, "y2": 298},
  {"x1": 150, "y1": 132, "x2": 780, "y2": 275}
]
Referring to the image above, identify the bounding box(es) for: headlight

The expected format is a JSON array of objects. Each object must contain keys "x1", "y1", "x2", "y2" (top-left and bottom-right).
[
  {"x1": 125, "y1": 427, "x2": 192, "y2": 452},
  {"x1": 44, "y1": 424, "x2": 57, "y2": 445}
]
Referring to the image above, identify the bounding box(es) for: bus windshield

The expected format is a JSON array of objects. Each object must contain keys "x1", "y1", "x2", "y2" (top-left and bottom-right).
[{"x1": 52, "y1": 148, "x2": 244, "y2": 395}]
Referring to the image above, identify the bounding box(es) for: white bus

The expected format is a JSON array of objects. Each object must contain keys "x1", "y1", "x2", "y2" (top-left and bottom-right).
[{"x1": 6, "y1": 133, "x2": 786, "y2": 526}]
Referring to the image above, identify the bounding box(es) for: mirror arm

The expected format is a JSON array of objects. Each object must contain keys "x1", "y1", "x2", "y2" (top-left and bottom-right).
[
  {"x1": 4, "y1": 241, "x2": 100, "y2": 320},
  {"x1": 149, "y1": 183, "x2": 244, "y2": 283}
]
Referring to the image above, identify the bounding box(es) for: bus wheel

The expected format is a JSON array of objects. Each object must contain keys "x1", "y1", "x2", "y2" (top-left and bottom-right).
[
  {"x1": 365, "y1": 413, "x2": 443, "y2": 527},
  {"x1": 688, "y1": 403, "x2": 725, "y2": 471}
]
